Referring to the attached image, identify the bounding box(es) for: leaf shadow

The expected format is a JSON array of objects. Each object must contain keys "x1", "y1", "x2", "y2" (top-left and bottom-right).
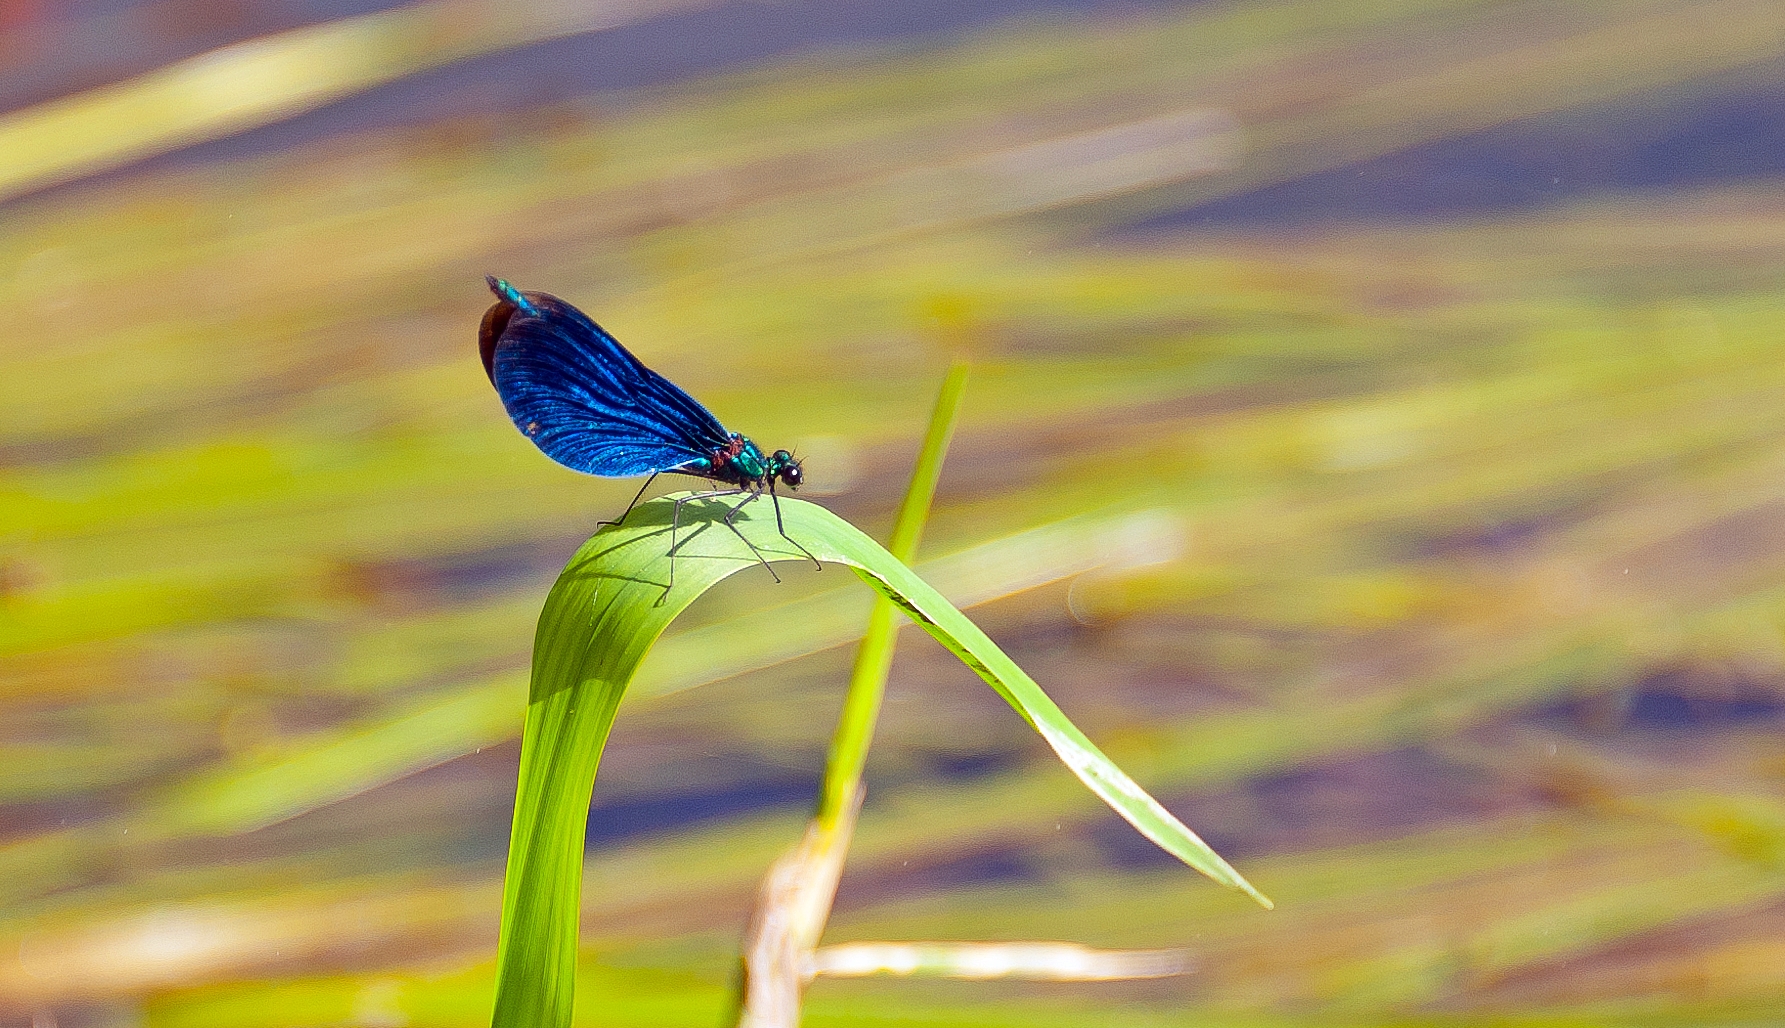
[{"x1": 558, "y1": 494, "x2": 789, "y2": 599}]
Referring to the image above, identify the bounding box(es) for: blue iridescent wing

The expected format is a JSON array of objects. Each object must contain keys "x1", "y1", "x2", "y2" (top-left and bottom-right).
[{"x1": 479, "y1": 282, "x2": 730, "y2": 477}]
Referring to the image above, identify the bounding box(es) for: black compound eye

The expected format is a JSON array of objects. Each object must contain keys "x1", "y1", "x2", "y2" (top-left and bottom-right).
[{"x1": 780, "y1": 463, "x2": 803, "y2": 487}]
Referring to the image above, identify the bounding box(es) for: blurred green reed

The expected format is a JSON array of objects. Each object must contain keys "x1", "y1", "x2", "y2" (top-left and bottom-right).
[
  {"x1": 4, "y1": 0, "x2": 1785, "y2": 1025},
  {"x1": 817, "y1": 363, "x2": 973, "y2": 836}
]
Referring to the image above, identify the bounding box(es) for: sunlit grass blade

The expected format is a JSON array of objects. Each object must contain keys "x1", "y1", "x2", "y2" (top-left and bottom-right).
[
  {"x1": 738, "y1": 362, "x2": 969, "y2": 1027},
  {"x1": 492, "y1": 492, "x2": 1268, "y2": 1028},
  {"x1": 818, "y1": 360, "x2": 970, "y2": 827}
]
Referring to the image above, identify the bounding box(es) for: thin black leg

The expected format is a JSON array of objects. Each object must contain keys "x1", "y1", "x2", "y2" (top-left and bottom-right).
[
  {"x1": 722, "y1": 490, "x2": 779, "y2": 583},
  {"x1": 598, "y1": 473, "x2": 659, "y2": 530},
  {"x1": 669, "y1": 488, "x2": 745, "y2": 588},
  {"x1": 769, "y1": 483, "x2": 821, "y2": 570}
]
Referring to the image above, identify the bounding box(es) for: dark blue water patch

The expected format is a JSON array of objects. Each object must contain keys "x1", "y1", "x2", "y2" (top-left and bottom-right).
[
  {"x1": 1405, "y1": 516, "x2": 1552, "y2": 561},
  {"x1": 1534, "y1": 669, "x2": 1785, "y2": 736},
  {"x1": 913, "y1": 847, "x2": 1043, "y2": 889},
  {"x1": 584, "y1": 770, "x2": 816, "y2": 848},
  {"x1": 927, "y1": 748, "x2": 1027, "y2": 781},
  {"x1": 332, "y1": 537, "x2": 580, "y2": 607},
  {"x1": 834, "y1": 843, "x2": 1044, "y2": 909},
  {"x1": 1124, "y1": 64, "x2": 1785, "y2": 232},
  {"x1": 1093, "y1": 747, "x2": 1532, "y2": 867}
]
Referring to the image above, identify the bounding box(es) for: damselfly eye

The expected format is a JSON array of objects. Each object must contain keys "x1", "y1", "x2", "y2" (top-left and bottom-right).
[{"x1": 780, "y1": 462, "x2": 803, "y2": 488}]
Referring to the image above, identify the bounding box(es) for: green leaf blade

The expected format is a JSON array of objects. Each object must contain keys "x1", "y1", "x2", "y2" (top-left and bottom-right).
[
  {"x1": 835, "y1": 545, "x2": 1272, "y2": 909},
  {"x1": 492, "y1": 492, "x2": 1266, "y2": 1027}
]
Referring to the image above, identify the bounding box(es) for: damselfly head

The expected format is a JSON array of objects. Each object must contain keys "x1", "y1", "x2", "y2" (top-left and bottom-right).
[{"x1": 771, "y1": 449, "x2": 802, "y2": 489}]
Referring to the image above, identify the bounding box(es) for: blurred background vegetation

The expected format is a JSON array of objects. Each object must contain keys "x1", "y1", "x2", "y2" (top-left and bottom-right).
[{"x1": 5, "y1": 0, "x2": 1785, "y2": 1024}]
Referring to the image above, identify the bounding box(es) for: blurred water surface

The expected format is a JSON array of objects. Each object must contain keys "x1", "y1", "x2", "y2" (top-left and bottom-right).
[{"x1": 4, "y1": 1, "x2": 1785, "y2": 1025}]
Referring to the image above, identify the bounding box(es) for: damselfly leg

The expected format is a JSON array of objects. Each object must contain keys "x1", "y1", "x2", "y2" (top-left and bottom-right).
[
  {"x1": 668, "y1": 489, "x2": 778, "y2": 587},
  {"x1": 768, "y1": 482, "x2": 821, "y2": 571},
  {"x1": 598, "y1": 472, "x2": 660, "y2": 531}
]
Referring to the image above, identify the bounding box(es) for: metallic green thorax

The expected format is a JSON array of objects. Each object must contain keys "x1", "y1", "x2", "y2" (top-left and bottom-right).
[
  {"x1": 694, "y1": 433, "x2": 804, "y2": 491},
  {"x1": 732, "y1": 439, "x2": 767, "y2": 480}
]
